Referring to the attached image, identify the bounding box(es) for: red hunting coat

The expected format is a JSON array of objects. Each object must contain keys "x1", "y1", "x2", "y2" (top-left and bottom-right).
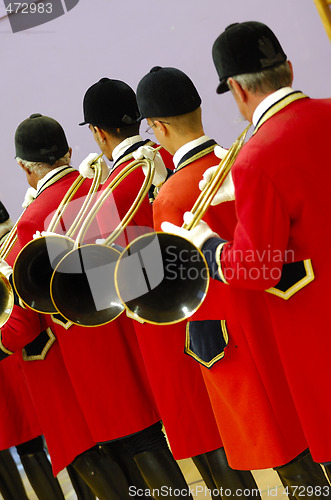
[
  {"x1": 96, "y1": 141, "x2": 224, "y2": 459},
  {"x1": 203, "y1": 94, "x2": 331, "y2": 464},
  {"x1": 13, "y1": 166, "x2": 160, "y2": 444},
  {"x1": 153, "y1": 138, "x2": 308, "y2": 470}
]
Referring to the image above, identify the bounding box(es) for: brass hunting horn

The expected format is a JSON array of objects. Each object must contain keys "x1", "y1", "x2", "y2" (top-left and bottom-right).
[
  {"x1": 114, "y1": 125, "x2": 251, "y2": 325},
  {"x1": 50, "y1": 151, "x2": 158, "y2": 327},
  {"x1": 13, "y1": 157, "x2": 103, "y2": 314},
  {"x1": 0, "y1": 220, "x2": 19, "y2": 327}
]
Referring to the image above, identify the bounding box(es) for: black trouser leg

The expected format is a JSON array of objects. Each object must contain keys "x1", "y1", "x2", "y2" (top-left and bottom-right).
[
  {"x1": 124, "y1": 422, "x2": 192, "y2": 499},
  {"x1": 66, "y1": 463, "x2": 96, "y2": 500},
  {"x1": 274, "y1": 449, "x2": 330, "y2": 499},
  {"x1": 16, "y1": 436, "x2": 65, "y2": 500},
  {"x1": 0, "y1": 448, "x2": 29, "y2": 500},
  {"x1": 192, "y1": 453, "x2": 217, "y2": 489},
  {"x1": 203, "y1": 447, "x2": 261, "y2": 498},
  {"x1": 72, "y1": 445, "x2": 132, "y2": 500},
  {"x1": 192, "y1": 454, "x2": 219, "y2": 500}
]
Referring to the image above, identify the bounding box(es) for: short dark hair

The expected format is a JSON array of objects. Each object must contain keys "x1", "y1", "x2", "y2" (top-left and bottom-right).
[{"x1": 92, "y1": 122, "x2": 140, "y2": 140}]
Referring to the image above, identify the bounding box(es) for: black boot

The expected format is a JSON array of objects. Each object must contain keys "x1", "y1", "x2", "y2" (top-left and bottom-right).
[
  {"x1": 101, "y1": 441, "x2": 149, "y2": 496},
  {"x1": 134, "y1": 449, "x2": 193, "y2": 499},
  {"x1": 66, "y1": 463, "x2": 96, "y2": 500},
  {"x1": 278, "y1": 472, "x2": 296, "y2": 499},
  {"x1": 72, "y1": 445, "x2": 132, "y2": 500},
  {"x1": 191, "y1": 454, "x2": 219, "y2": 500},
  {"x1": 0, "y1": 449, "x2": 29, "y2": 500},
  {"x1": 274, "y1": 449, "x2": 330, "y2": 499},
  {"x1": 203, "y1": 448, "x2": 261, "y2": 499},
  {"x1": 19, "y1": 450, "x2": 65, "y2": 499}
]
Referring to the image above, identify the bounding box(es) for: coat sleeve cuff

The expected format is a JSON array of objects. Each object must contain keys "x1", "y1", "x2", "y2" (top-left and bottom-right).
[{"x1": 202, "y1": 237, "x2": 228, "y2": 283}]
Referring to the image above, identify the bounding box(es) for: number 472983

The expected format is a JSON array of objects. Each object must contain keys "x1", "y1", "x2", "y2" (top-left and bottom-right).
[
  {"x1": 283, "y1": 485, "x2": 331, "y2": 496},
  {"x1": 5, "y1": 3, "x2": 53, "y2": 14}
]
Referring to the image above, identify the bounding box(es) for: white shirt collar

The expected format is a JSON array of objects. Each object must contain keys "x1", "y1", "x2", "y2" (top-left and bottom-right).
[
  {"x1": 112, "y1": 135, "x2": 143, "y2": 164},
  {"x1": 252, "y1": 87, "x2": 295, "y2": 127},
  {"x1": 36, "y1": 165, "x2": 71, "y2": 193},
  {"x1": 173, "y1": 135, "x2": 211, "y2": 169}
]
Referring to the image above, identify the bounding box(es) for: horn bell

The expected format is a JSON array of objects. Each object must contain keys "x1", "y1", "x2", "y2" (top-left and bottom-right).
[
  {"x1": 50, "y1": 244, "x2": 124, "y2": 326},
  {"x1": 115, "y1": 232, "x2": 209, "y2": 325},
  {"x1": 13, "y1": 235, "x2": 75, "y2": 314},
  {"x1": 0, "y1": 273, "x2": 14, "y2": 327}
]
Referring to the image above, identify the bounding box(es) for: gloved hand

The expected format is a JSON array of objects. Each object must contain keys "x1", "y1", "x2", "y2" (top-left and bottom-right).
[
  {"x1": 126, "y1": 308, "x2": 145, "y2": 324},
  {"x1": 132, "y1": 146, "x2": 167, "y2": 187},
  {"x1": 22, "y1": 187, "x2": 37, "y2": 208},
  {"x1": 198, "y1": 145, "x2": 235, "y2": 205},
  {"x1": 214, "y1": 145, "x2": 228, "y2": 161},
  {"x1": 78, "y1": 153, "x2": 110, "y2": 184},
  {"x1": 161, "y1": 212, "x2": 219, "y2": 249},
  {"x1": 33, "y1": 231, "x2": 56, "y2": 239},
  {"x1": 0, "y1": 259, "x2": 13, "y2": 280}
]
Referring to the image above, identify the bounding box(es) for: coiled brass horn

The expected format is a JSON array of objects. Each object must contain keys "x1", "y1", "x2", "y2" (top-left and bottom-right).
[
  {"x1": 12, "y1": 157, "x2": 103, "y2": 314},
  {"x1": 114, "y1": 125, "x2": 251, "y2": 325},
  {"x1": 0, "y1": 275, "x2": 14, "y2": 328},
  {"x1": 0, "y1": 221, "x2": 18, "y2": 327},
  {"x1": 50, "y1": 152, "x2": 158, "y2": 327}
]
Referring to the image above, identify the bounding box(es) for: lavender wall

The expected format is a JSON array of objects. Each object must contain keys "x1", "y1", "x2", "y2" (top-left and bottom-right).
[{"x1": 1, "y1": 0, "x2": 330, "y2": 221}]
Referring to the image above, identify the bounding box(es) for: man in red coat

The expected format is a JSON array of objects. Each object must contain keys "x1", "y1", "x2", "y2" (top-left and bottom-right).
[
  {"x1": 78, "y1": 77, "x2": 266, "y2": 499},
  {"x1": 199, "y1": 22, "x2": 331, "y2": 472},
  {"x1": 0, "y1": 203, "x2": 62, "y2": 500},
  {"x1": 136, "y1": 65, "x2": 331, "y2": 496}
]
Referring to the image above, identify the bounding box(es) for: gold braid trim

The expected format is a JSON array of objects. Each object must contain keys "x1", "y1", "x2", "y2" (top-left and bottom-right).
[
  {"x1": 111, "y1": 141, "x2": 156, "y2": 170},
  {"x1": 253, "y1": 92, "x2": 308, "y2": 135},
  {"x1": 266, "y1": 259, "x2": 315, "y2": 300},
  {"x1": 36, "y1": 167, "x2": 76, "y2": 196},
  {"x1": 185, "y1": 320, "x2": 228, "y2": 368},
  {"x1": 175, "y1": 145, "x2": 216, "y2": 173},
  {"x1": 22, "y1": 327, "x2": 56, "y2": 361}
]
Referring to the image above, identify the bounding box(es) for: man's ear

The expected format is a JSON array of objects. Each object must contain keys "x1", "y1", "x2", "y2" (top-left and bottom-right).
[
  {"x1": 154, "y1": 120, "x2": 168, "y2": 137},
  {"x1": 17, "y1": 160, "x2": 28, "y2": 173},
  {"x1": 228, "y1": 78, "x2": 247, "y2": 104},
  {"x1": 93, "y1": 126, "x2": 107, "y2": 144}
]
